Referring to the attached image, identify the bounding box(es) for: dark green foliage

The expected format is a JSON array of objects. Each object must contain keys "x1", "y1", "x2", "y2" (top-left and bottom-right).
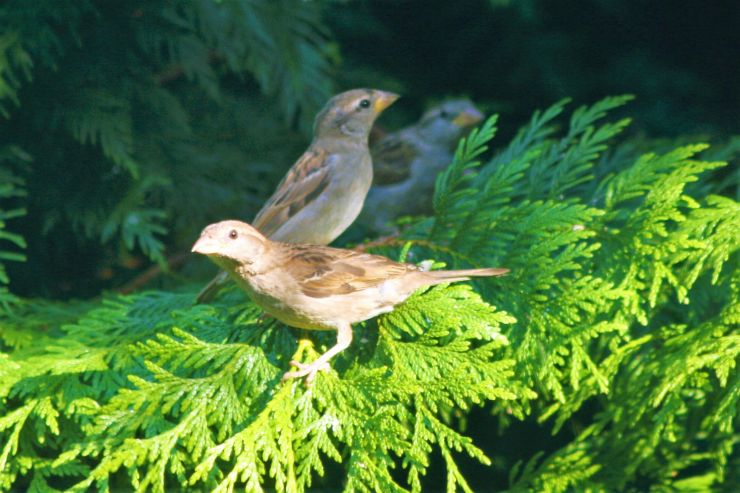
[
  {"x1": 0, "y1": 145, "x2": 27, "y2": 309},
  {"x1": 330, "y1": 0, "x2": 740, "y2": 138},
  {"x1": 0, "y1": 0, "x2": 334, "y2": 296}
]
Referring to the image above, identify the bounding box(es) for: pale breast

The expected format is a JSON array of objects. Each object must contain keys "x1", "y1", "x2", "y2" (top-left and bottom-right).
[
  {"x1": 236, "y1": 269, "x2": 339, "y2": 330},
  {"x1": 270, "y1": 153, "x2": 372, "y2": 245},
  {"x1": 237, "y1": 270, "x2": 411, "y2": 330}
]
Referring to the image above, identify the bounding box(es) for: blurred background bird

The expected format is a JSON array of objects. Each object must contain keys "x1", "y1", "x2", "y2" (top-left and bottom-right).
[
  {"x1": 358, "y1": 99, "x2": 484, "y2": 235},
  {"x1": 197, "y1": 88, "x2": 399, "y2": 302}
]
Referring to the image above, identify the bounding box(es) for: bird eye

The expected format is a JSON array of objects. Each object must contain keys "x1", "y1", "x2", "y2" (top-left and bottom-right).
[
  {"x1": 439, "y1": 109, "x2": 450, "y2": 119},
  {"x1": 358, "y1": 99, "x2": 371, "y2": 109},
  {"x1": 229, "y1": 230, "x2": 238, "y2": 239}
]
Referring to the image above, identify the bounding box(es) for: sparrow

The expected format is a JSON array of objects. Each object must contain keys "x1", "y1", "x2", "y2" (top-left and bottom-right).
[
  {"x1": 359, "y1": 99, "x2": 484, "y2": 234},
  {"x1": 191, "y1": 220, "x2": 509, "y2": 384},
  {"x1": 197, "y1": 88, "x2": 400, "y2": 303}
]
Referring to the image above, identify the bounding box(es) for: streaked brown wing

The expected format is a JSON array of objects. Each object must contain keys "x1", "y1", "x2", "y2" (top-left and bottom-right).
[
  {"x1": 370, "y1": 134, "x2": 420, "y2": 185},
  {"x1": 285, "y1": 245, "x2": 417, "y2": 298},
  {"x1": 252, "y1": 148, "x2": 331, "y2": 237}
]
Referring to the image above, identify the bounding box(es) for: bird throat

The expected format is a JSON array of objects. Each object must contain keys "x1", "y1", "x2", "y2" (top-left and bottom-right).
[
  {"x1": 235, "y1": 262, "x2": 257, "y2": 277},
  {"x1": 339, "y1": 120, "x2": 367, "y2": 138}
]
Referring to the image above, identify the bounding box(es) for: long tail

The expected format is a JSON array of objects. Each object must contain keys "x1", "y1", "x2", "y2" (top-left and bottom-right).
[
  {"x1": 424, "y1": 267, "x2": 509, "y2": 285},
  {"x1": 196, "y1": 271, "x2": 229, "y2": 304}
]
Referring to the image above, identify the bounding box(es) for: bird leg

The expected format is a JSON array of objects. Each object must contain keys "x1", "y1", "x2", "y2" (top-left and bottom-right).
[{"x1": 282, "y1": 323, "x2": 353, "y2": 386}]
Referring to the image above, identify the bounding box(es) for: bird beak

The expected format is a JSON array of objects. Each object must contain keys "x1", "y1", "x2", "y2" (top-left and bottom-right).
[
  {"x1": 191, "y1": 236, "x2": 220, "y2": 256},
  {"x1": 452, "y1": 108, "x2": 484, "y2": 128},
  {"x1": 373, "y1": 91, "x2": 400, "y2": 113}
]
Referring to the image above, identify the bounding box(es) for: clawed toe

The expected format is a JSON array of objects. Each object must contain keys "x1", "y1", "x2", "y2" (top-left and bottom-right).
[
  {"x1": 288, "y1": 360, "x2": 330, "y2": 371},
  {"x1": 282, "y1": 360, "x2": 331, "y2": 385}
]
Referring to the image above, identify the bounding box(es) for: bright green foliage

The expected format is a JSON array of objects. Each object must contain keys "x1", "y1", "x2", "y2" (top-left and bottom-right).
[
  {"x1": 401, "y1": 97, "x2": 739, "y2": 490},
  {"x1": 1, "y1": 97, "x2": 738, "y2": 492},
  {"x1": 0, "y1": 285, "x2": 518, "y2": 492}
]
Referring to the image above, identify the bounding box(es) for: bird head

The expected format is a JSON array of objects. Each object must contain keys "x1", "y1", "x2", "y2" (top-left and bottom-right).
[
  {"x1": 314, "y1": 88, "x2": 400, "y2": 141},
  {"x1": 415, "y1": 99, "x2": 484, "y2": 148},
  {"x1": 192, "y1": 220, "x2": 268, "y2": 271}
]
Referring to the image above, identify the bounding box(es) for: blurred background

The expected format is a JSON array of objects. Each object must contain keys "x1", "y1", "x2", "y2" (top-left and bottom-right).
[{"x1": 1, "y1": 0, "x2": 738, "y2": 299}]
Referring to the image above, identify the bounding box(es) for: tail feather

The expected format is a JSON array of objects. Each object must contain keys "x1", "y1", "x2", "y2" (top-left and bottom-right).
[
  {"x1": 424, "y1": 267, "x2": 509, "y2": 285},
  {"x1": 196, "y1": 271, "x2": 230, "y2": 304}
]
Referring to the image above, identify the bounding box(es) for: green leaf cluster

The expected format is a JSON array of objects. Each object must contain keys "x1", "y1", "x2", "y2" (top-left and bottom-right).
[
  {"x1": 398, "y1": 96, "x2": 738, "y2": 491},
  {"x1": 1, "y1": 95, "x2": 737, "y2": 491},
  {"x1": 0, "y1": 145, "x2": 27, "y2": 310},
  {"x1": 1, "y1": 284, "x2": 518, "y2": 492}
]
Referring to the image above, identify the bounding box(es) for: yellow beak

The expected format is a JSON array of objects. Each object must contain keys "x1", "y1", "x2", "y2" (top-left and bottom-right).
[
  {"x1": 452, "y1": 109, "x2": 484, "y2": 128},
  {"x1": 373, "y1": 91, "x2": 400, "y2": 113}
]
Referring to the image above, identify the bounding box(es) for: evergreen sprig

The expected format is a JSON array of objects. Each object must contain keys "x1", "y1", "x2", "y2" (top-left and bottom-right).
[
  {"x1": 1, "y1": 97, "x2": 738, "y2": 491},
  {"x1": 0, "y1": 145, "x2": 27, "y2": 311},
  {"x1": 396, "y1": 96, "x2": 738, "y2": 490},
  {"x1": 1, "y1": 282, "x2": 517, "y2": 492}
]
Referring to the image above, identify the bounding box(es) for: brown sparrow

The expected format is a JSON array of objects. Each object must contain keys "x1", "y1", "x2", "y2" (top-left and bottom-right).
[
  {"x1": 360, "y1": 99, "x2": 484, "y2": 234},
  {"x1": 197, "y1": 88, "x2": 399, "y2": 302},
  {"x1": 191, "y1": 220, "x2": 509, "y2": 384}
]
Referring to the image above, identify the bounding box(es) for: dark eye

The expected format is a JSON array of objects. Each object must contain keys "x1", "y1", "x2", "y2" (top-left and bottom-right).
[
  {"x1": 439, "y1": 109, "x2": 450, "y2": 119},
  {"x1": 229, "y1": 229, "x2": 238, "y2": 239},
  {"x1": 359, "y1": 99, "x2": 371, "y2": 109}
]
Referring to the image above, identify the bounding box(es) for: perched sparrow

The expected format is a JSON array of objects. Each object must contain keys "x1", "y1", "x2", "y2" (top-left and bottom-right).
[
  {"x1": 360, "y1": 99, "x2": 484, "y2": 234},
  {"x1": 192, "y1": 220, "x2": 509, "y2": 384},
  {"x1": 197, "y1": 88, "x2": 399, "y2": 303}
]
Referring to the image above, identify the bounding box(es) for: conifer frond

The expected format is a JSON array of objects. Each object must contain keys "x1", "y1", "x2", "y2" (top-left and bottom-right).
[
  {"x1": 2, "y1": 96, "x2": 738, "y2": 491},
  {"x1": 0, "y1": 0, "x2": 335, "y2": 268},
  {"x1": 0, "y1": 33, "x2": 33, "y2": 117},
  {"x1": 0, "y1": 146, "x2": 27, "y2": 311},
  {"x1": 161, "y1": 0, "x2": 334, "y2": 129},
  {"x1": 1, "y1": 281, "x2": 517, "y2": 492},
  {"x1": 433, "y1": 114, "x2": 499, "y2": 221},
  {"x1": 377, "y1": 97, "x2": 737, "y2": 490},
  {"x1": 64, "y1": 89, "x2": 140, "y2": 178}
]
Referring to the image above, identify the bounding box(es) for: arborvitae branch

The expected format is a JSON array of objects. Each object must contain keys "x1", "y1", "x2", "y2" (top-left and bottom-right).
[{"x1": 1, "y1": 97, "x2": 738, "y2": 491}]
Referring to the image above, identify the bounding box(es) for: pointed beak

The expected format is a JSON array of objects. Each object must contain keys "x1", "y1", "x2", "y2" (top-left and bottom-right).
[
  {"x1": 191, "y1": 236, "x2": 220, "y2": 256},
  {"x1": 452, "y1": 108, "x2": 484, "y2": 128},
  {"x1": 373, "y1": 91, "x2": 400, "y2": 113}
]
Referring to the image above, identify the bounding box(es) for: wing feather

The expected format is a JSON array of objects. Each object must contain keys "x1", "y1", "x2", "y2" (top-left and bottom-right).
[
  {"x1": 252, "y1": 148, "x2": 332, "y2": 237},
  {"x1": 371, "y1": 133, "x2": 420, "y2": 185},
  {"x1": 283, "y1": 246, "x2": 418, "y2": 298}
]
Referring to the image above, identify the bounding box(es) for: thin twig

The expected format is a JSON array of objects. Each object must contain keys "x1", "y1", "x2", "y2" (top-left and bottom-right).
[{"x1": 116, "y1": 251, "x2": 191, "y2": 294}]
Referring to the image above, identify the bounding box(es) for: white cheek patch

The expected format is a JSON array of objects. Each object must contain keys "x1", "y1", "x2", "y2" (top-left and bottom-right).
[{"x1": 229, "y1": 235, "x2": 264, "y2": 261}]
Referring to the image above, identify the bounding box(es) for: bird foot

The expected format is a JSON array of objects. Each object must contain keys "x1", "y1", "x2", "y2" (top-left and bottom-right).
[{"x1": 282, "y1": 360, "x2": 331, "y2": 386}]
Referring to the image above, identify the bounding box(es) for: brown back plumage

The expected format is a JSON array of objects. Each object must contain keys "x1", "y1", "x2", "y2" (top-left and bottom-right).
[
  {"x1": 274, "y1": 242, "x2": 508, "y2": 299},
  {"x1": 278, "y1": 244, "x2": 419, "y2": 298},
  {"x1": 252, "y1": 148, "x2": 332, "y2": 237}
]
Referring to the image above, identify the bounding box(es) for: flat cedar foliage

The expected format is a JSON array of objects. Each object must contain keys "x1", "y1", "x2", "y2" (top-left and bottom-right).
[{"x1": 0, "y1": 1, "x2": 738, "y2": 492}]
